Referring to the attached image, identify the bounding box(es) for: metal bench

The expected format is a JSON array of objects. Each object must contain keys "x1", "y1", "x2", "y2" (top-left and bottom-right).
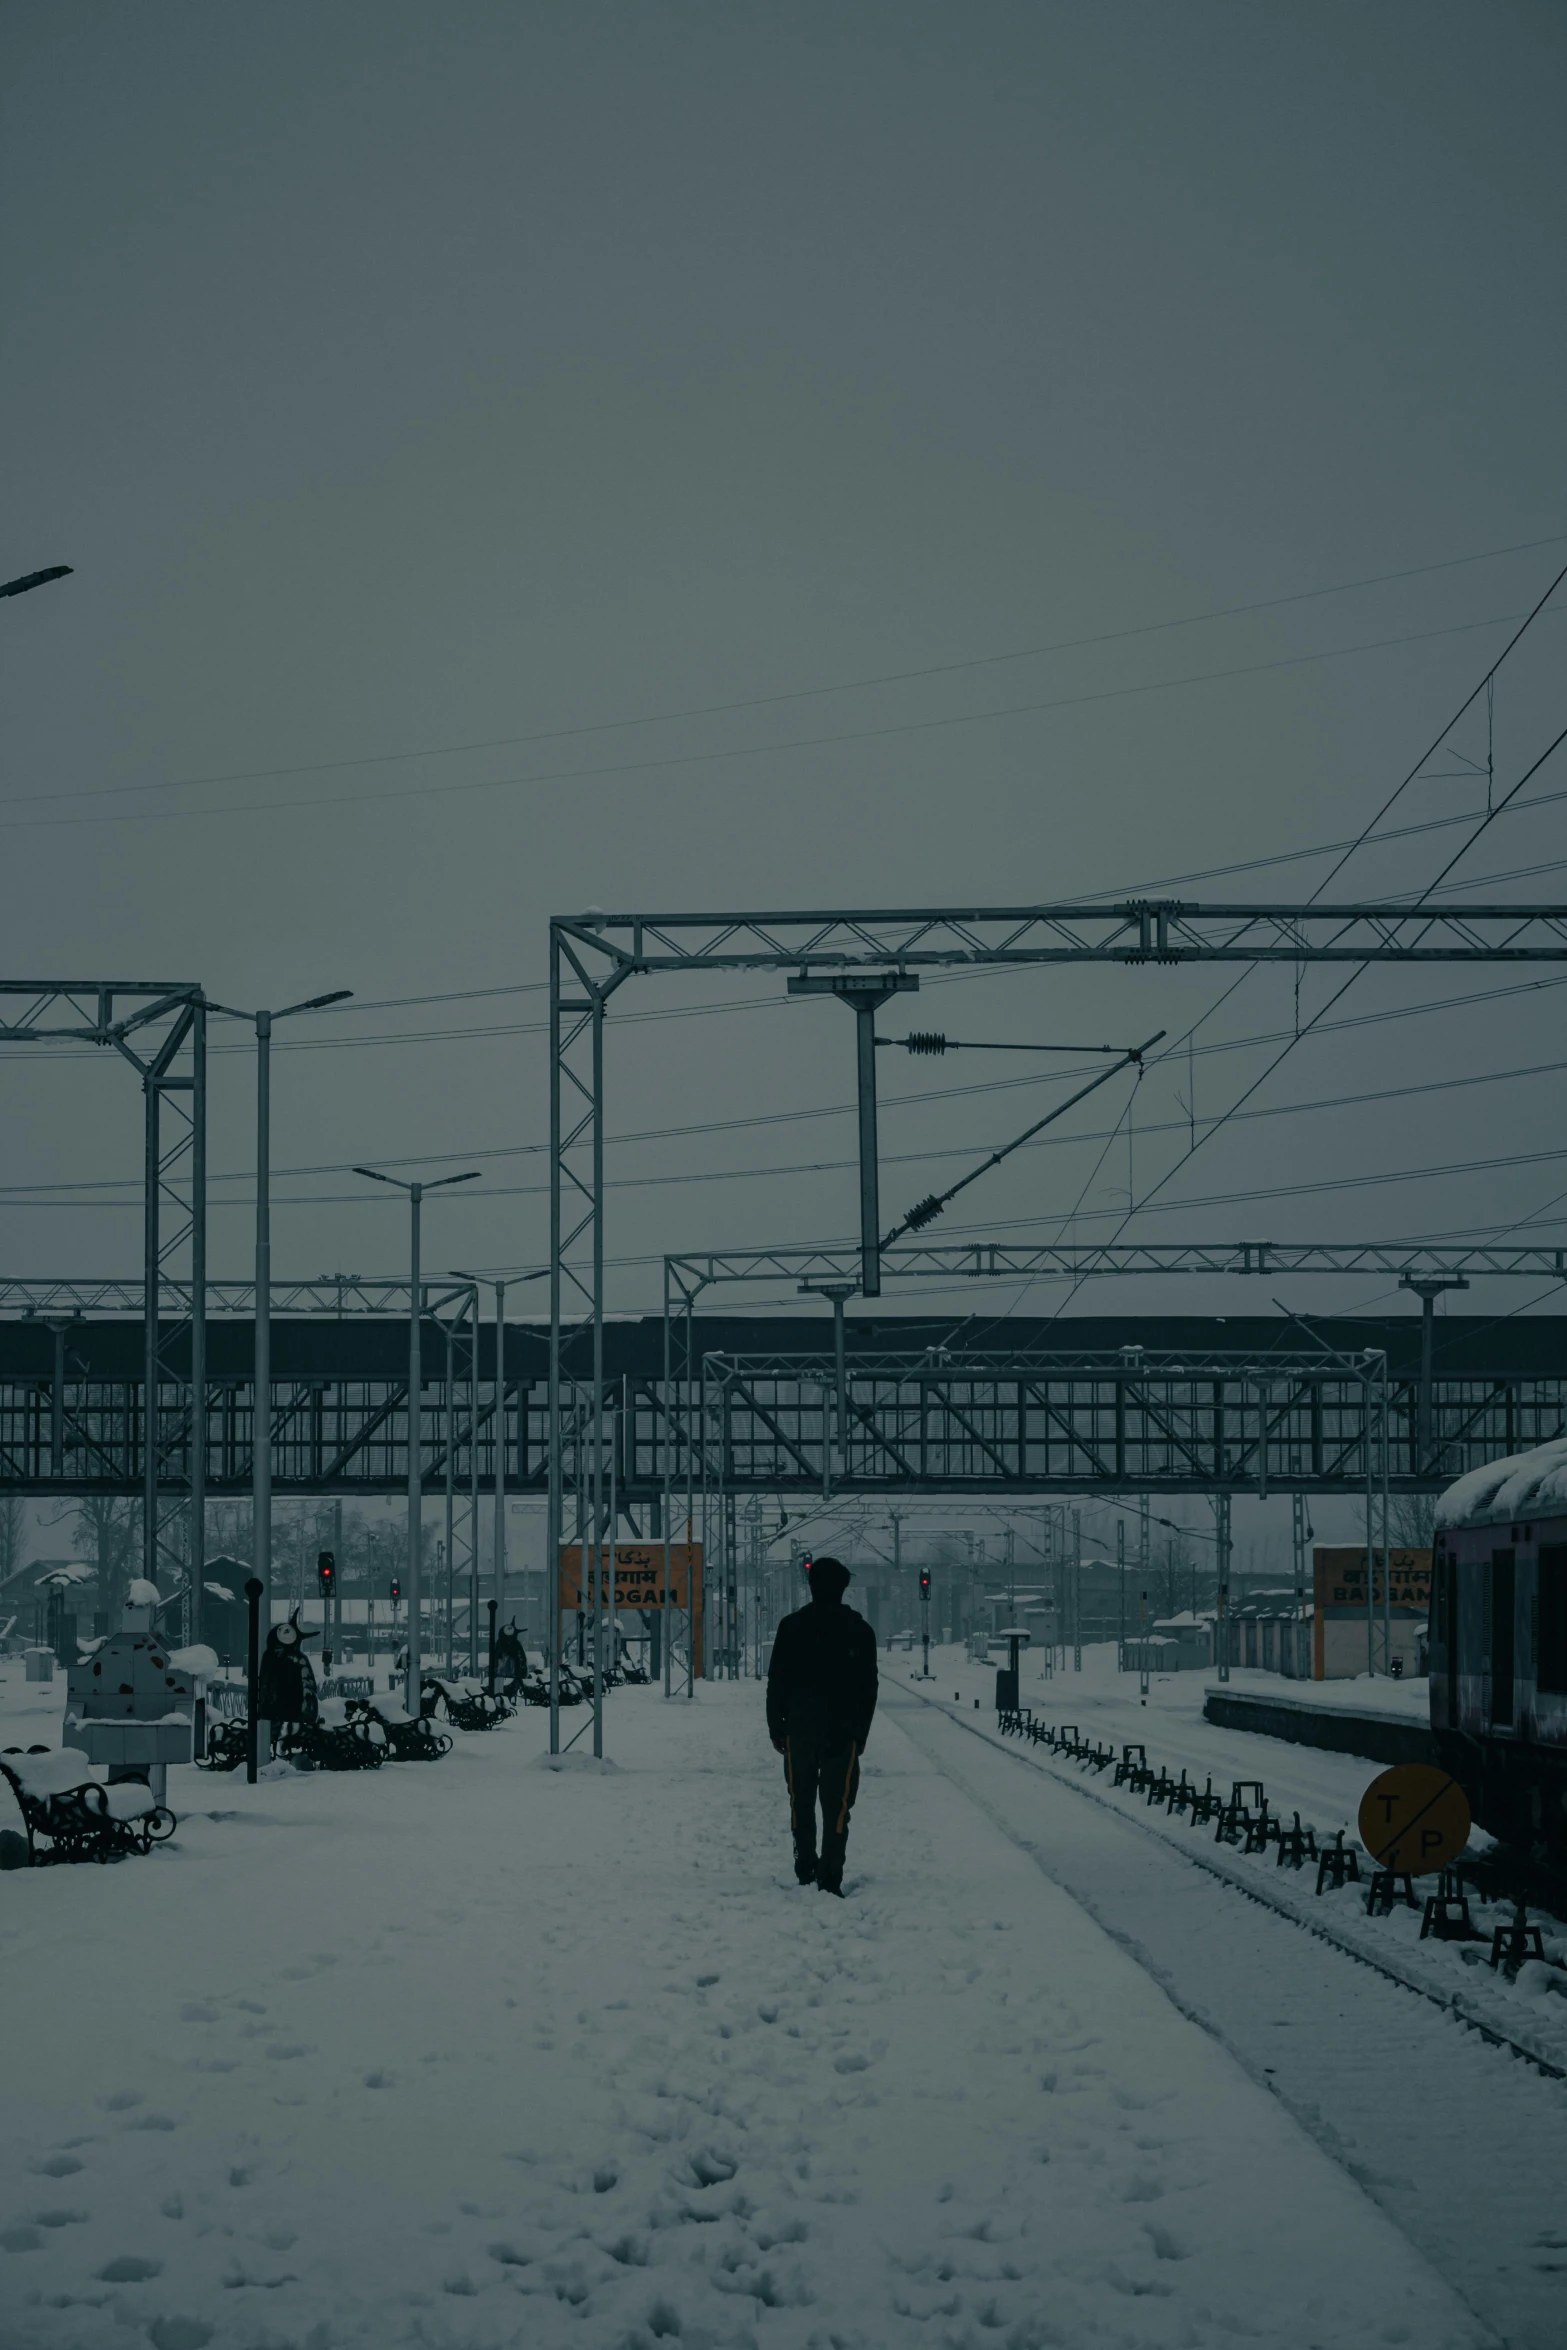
[
  {"x1": 343, "y1": 1696, "x2": 452, "y2": 1760},
  {"x1": 0, "y1": 1746, "x2": 176, "y2": 1865},
  {"x1": 202, "y1": 1716, "x2": 250, "y2": 1772},
  {"x1": 278, "y1": 1699, "x2": 388, "y2": 1772},
  {"x1": 422, "y1": 1675, "x2": 512, "y2": 1732}
]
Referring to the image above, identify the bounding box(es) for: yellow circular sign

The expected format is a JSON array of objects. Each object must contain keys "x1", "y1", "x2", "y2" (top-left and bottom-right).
[{"x1": 1357, "y1": 1763, "x2": 1472, "y2": 1876}]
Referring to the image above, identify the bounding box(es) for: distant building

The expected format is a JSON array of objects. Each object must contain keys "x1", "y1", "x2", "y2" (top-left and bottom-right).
[{"x1": 1230, "y1": 1588, "x2": 1310, "y2": 1679}]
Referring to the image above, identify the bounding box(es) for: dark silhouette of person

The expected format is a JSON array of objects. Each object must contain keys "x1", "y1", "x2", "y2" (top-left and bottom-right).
[{"x1": 765, "y1": 1556, "x2": 878, "y2": 1894}]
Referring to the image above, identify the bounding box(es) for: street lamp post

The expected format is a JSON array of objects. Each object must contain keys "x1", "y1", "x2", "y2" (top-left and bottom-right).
[
  {"x1": 0, "y1": 565, "x2": 72, "y2": 599},
  {"x1": 212, "y1": 990, "x2": 351, "y2": 1782},
  {"x1": 493, "y1": 1277, "x2": 505, "y2": 1684},
  {"x1": 357, "y1": 1168, "x2": 481, "y2": 1713}
]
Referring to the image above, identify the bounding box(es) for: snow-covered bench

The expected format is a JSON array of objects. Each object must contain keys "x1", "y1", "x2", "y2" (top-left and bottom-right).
[
  {"x1": 279, "y1": 1699, "x2": 388, "y2": 1772},
  {"x1": 420, "y1": 1674, "x2": 511, "y2": 1731},
  {"x1": 201, "y1": 1698, "x2": 387, "y2": 1774},
  {"x1": 343, "y1": 1694, "x2": 452, "y2": 1760},
  {"x1": 0, "y1": 1746, "x2": 176, "y2": 1865}
]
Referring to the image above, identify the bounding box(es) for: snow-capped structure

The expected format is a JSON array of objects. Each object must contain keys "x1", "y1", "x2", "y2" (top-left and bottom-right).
[
  {"x1": 1434, "y1": 1435, "x2": 1567, "y2": 1532},
  {"x1": 62, "y1": 1582, "x2": 197, "y2": 1789}
]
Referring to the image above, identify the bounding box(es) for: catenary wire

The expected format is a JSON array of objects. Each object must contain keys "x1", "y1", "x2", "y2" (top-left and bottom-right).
[
  {"x1": 3, "y1": 606, "x2": 1560, "y2": 836},
  {"x1": 943, "y1": 598, "x2": 1567, "y2": 1353},
  {"x1": 8, "y1": 1049, "x2": 1567, "y2": 1209},
  {"x1": 6, "y1": 530, "x2": 1559, "y2": 815}
]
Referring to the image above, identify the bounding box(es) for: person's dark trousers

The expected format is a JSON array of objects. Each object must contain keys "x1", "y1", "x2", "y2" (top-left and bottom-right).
[{"x1": 785, "y1": 1738, "x2": 860, "y2": 1889}]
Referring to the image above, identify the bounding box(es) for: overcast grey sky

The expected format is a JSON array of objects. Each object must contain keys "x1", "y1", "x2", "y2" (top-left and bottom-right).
[{"x1": 3, "y1": 1, "x2": 1565, "y2": 1331}]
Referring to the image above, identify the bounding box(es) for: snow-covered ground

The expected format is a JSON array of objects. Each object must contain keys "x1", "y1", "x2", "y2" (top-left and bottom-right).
[{"x1": 0, "y1": 1655, "x2": 1532, "y2": 2350}]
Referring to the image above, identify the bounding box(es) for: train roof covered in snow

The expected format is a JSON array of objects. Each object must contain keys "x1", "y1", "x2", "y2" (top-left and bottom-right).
[{"x1": 1434, "y1": 1436, "x2": 1567, "y2": 1532}]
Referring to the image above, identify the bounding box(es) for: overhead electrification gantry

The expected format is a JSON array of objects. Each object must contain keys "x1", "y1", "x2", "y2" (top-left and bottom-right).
[
  {"x1": 1, "y1": 981, "x2": 207, "y2": 1586},
  {"x1": 549, "y1": 897, "x2": 1567, "y2": 1641}
]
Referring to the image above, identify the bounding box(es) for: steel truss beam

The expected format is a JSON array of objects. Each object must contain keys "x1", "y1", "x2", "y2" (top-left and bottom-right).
[
  {"x1": 693, "y1": 1346, "x2": 1405, "y2": 1503},
  {"x1": 0, "y1": 982, "x2": 207, "y2": 1627},
  {"x1": 15, "y1": 1315, "x2": 1534, "y2": 1499},
  {"x1": 0, "y1": 1277, "x2": 480, "y2": 1319},
  {"x1": 556, "y1": 901, "x2": 1567, "y2": 975},
  {"x1": 663, "y1": 1240, "x2": 1567, "y2": 1297}
]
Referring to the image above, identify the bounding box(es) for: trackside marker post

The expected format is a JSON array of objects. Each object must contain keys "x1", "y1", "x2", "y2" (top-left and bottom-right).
[{"x1": 1357, "y1": 1764, "x2": 1472, "y2": 1875}]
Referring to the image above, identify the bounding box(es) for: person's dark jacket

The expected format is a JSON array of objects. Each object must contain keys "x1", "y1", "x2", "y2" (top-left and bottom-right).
[{"x1": 766, "y1": 1598, "x2": 878, "y2": 1753}]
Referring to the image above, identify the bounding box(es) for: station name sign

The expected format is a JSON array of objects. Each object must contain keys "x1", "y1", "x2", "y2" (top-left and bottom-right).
[
  {"x1": 1313, "y1": 1547, "x2": 1431, "y2": 1613},
  {"x1": 558, "y1": 1543, "x2": 702, "y2": 1612}
]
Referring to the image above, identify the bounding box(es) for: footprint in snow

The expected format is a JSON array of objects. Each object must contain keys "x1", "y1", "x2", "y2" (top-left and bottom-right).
[
  {"x1": 687, "y1": 2149, "x2": 737, "y2": 2188},
  {"x1": 98, "y1": 2254, "x2": 163, "y2": 2282},
  {"x1": 147, "y1": 2321, "x2": 213, "y2": 2350}
]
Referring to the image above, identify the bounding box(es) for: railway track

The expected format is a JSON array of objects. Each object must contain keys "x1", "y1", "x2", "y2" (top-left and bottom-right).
[{"x1": 895, "y1": 1680, "x2": 1567, "y2": 2082}]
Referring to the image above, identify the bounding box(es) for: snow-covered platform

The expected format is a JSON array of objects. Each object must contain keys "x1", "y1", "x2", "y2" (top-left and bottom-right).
[
  {"x1": 925, "y1": 1639, "x2": 1417, "y2": 1834},
  {"x1": 1202, "y1": 1672, "x2": 1437, "y2": 1767},
  {"x1": 0, "y1": 1665, "x2": 1501, "y2": 2349}
]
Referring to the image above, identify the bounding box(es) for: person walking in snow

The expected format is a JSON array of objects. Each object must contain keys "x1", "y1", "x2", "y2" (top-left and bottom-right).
[{"x1": 765, "y1": 1556, "x2": 878, "y2": 1895}]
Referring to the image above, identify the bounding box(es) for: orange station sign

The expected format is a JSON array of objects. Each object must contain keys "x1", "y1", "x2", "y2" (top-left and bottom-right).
[{"x1": 557, "y1": 1542, "x2": 702, "y2": 1614}]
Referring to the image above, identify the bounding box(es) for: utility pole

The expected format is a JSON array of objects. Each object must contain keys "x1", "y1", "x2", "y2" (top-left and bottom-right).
[
  {"x1": 407, "y1": 1187, "x2": 423, "y2": 1713},
  {"x1": 1072, "y1": 1506, "x2": 1082, "y2": 1672},
  {"x1": 354, "y1": 1165, "x2": 481, "y2": 1713},
  {"x1": 890, "y1": 1509, "x2": 903, "y2": 1633},
  {"x1": 1215, "y1": 1491, "x2": 1231, "y2": 1683},
  {"x1": 252, "y1": 1011, "x2": 272, "y2": 1740},
  {"x1": 210, "y1": 987, "x2": 350, "y2": 1762},
  {"x1": 786, "y1": 974, "x2": 918, "y2": 1295},
  {"x1": 1400, "y1": 1273, "x2": 1467, "y2": 1473},
  {"x1": 494, "y1": 1279, "x2": 506, "y2": 1680},
  {"x1": 1116, "y1": 1516, "x2": 1126, "y2": 1669}
]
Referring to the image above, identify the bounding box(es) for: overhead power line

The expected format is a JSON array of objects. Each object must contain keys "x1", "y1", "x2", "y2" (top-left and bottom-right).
[
  {"x1": 5, "y1": 529, "x2": 1559, "y2": 817},
  {"x1": 7, "y1": 1044, "x2": 1567, "y2": 1210},
  {"x1": 5, "y1": 605, "x2": 1563, "y2": 837}
]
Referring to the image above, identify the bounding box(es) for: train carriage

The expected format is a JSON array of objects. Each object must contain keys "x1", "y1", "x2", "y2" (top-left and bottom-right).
[{"x1": 1432, "y1": 1436, "x2": 1567, "y2": 1859}]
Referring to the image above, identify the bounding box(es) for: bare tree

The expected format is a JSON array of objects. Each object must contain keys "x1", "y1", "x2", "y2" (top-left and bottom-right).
[
  {"x1": 73, "y1": 1497, "x2": 142, "y2": 1617},
  {"x1": 1388, "y1": 1490, "x2": 1438, "y2": 1551}
]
